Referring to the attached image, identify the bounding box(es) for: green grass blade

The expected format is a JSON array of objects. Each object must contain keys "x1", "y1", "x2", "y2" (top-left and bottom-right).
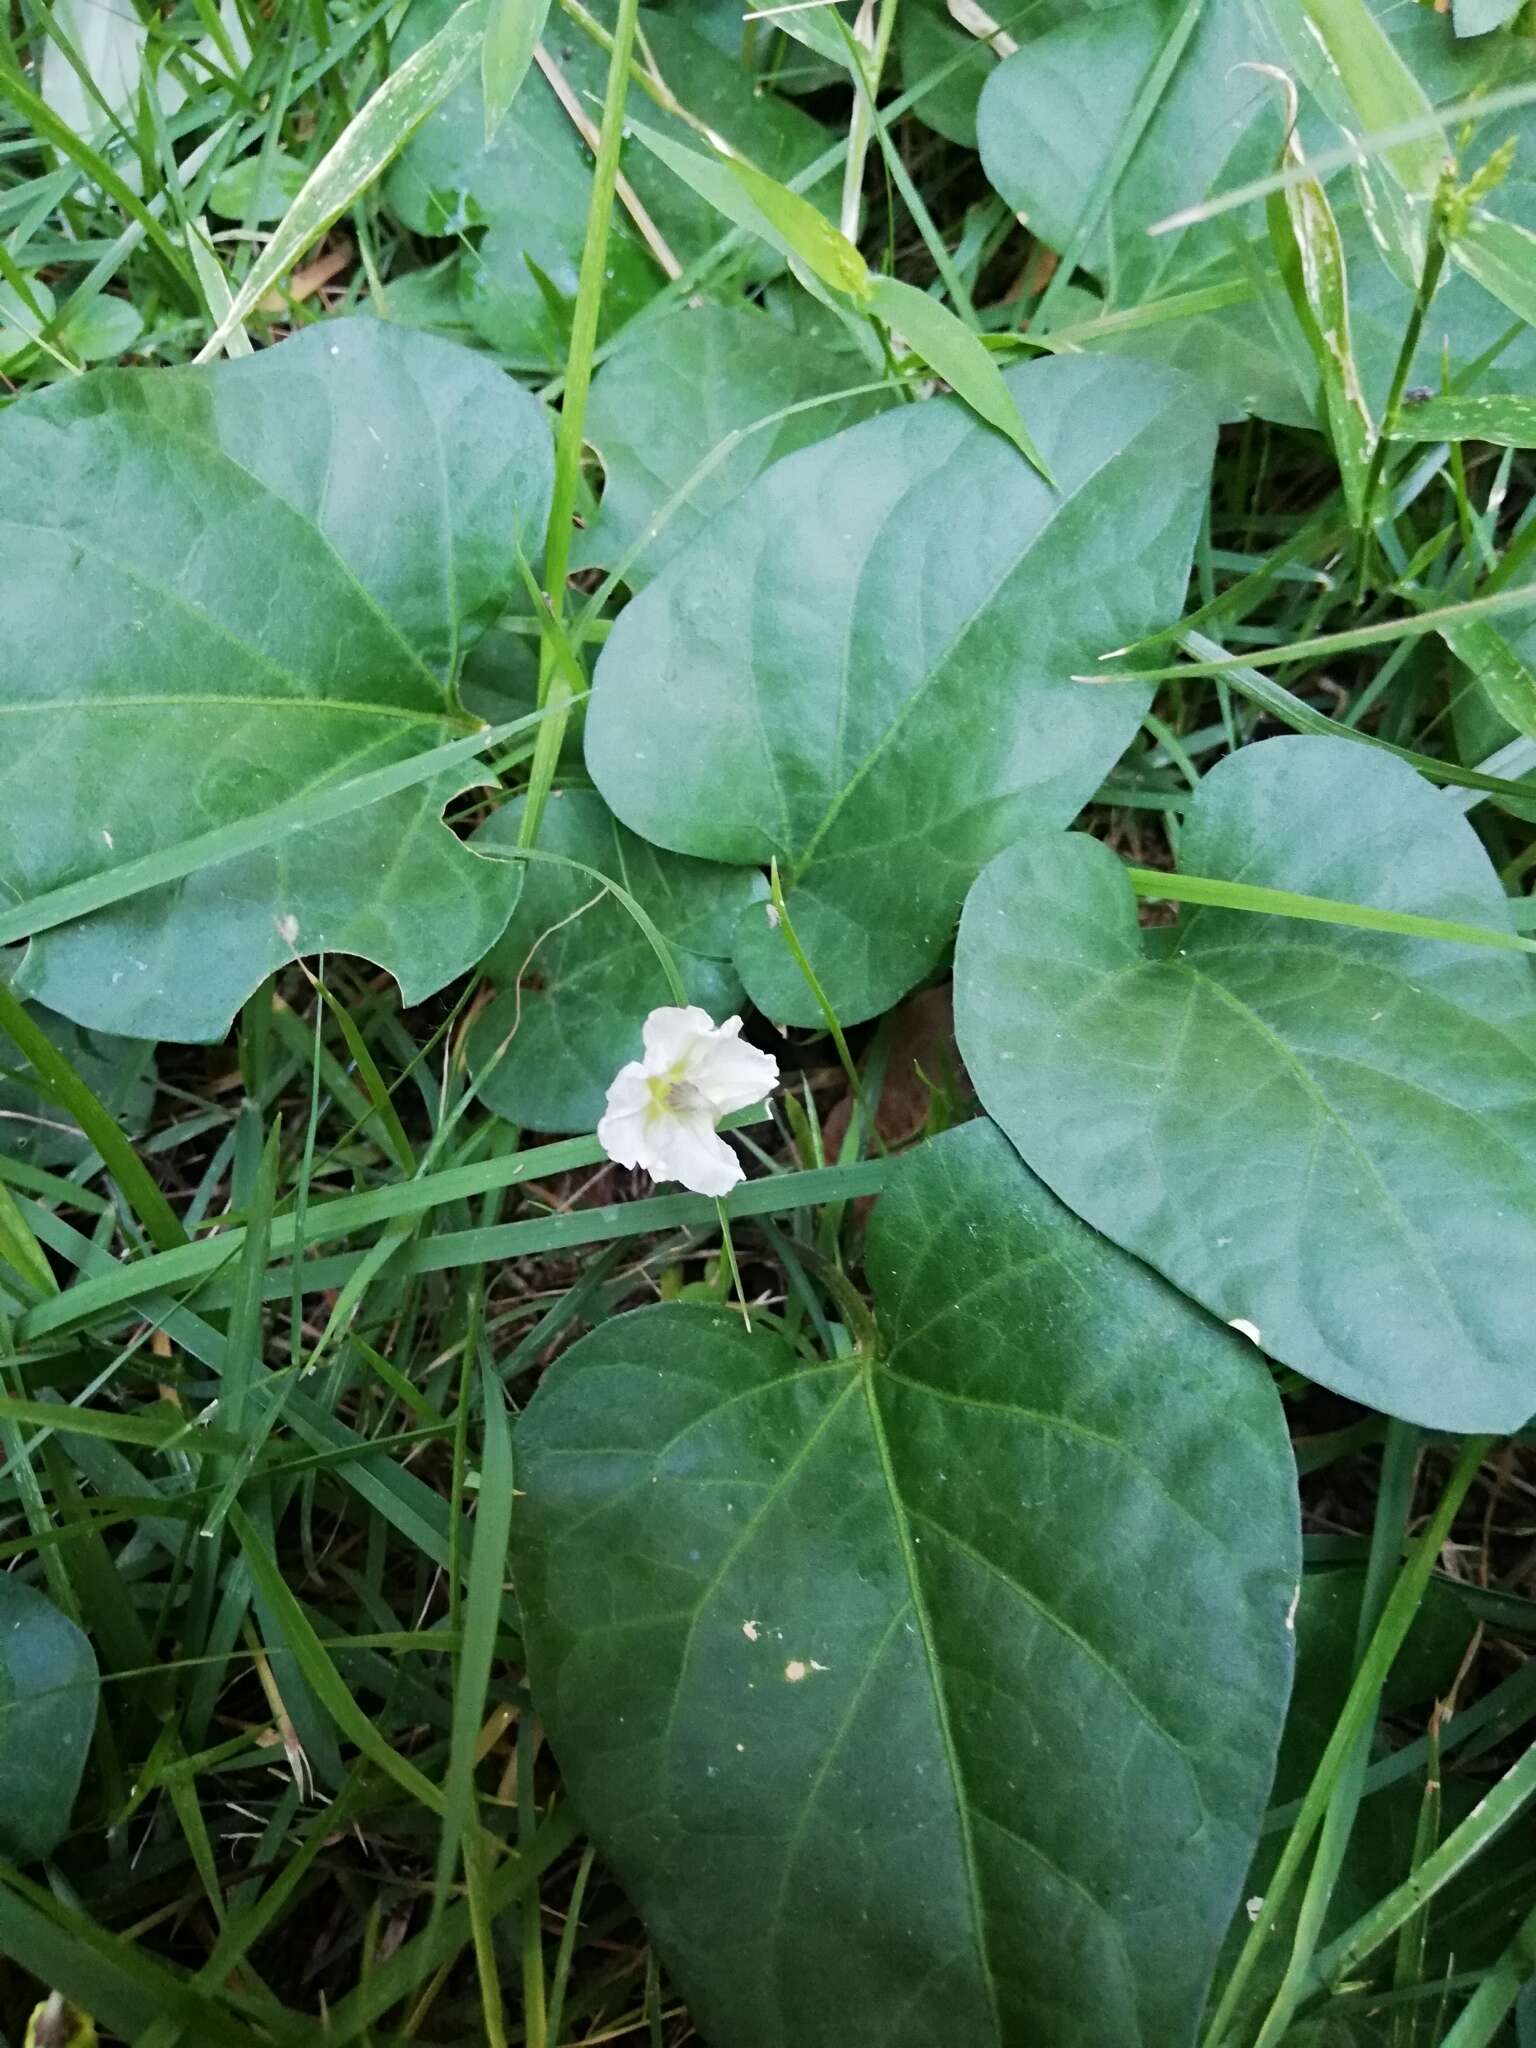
[
  {"x1": 631, "y1": 117, "x2": 870, "y2": 299},
  {"x1": 194, "y1": 0, "x2": 484, "y2": 358},
  {"x1": 1387, "y1": 392, "x2": 1536, "y2": 446},
  {"x1": 1091, "y1": 583, "x2": 1536, "y2": 683},
  {"x1": 0, "y1": 712, "x2": 545, "y2": 953},
  {"x1": 0, "y1": 64, "x2": 198, "y2": 293},
  {"x1": 1127, "y1": 867, "x2": 1536, "y2": 957},
  {"x1": 229, "y1": 1500, "x2": 448, "y2": 1814},
  {"x1": 0, "y1": 979, "x2": 184, "y2": 1251},
  {"x1": 435, "y1": 1364, "x2": 517, "y2": 2033},
  {"x1": 0, "y1": 1180, "x2": 56, "y2": 1300},
  {"x1": 866, "y1": 273, "x2": 1052, "y2": 480},
  {"x1": 483, "y1": 0, "x2": 552, "y2": 139}
]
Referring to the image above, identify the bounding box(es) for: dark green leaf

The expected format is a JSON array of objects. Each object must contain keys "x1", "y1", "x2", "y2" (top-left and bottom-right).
[
  {"x1": 978, "y1": 0, "x2": 1536, "y2": 425},
  {"x1": 469, "y1": 789, "x2": 765, "y2": 1131},
  {"x1": 514, "y1": 1118, "x2": 1298, "y2": 2046},
  {"x1": 954, "y1": 734, "x2": 1536, "y2": 1431},
  {"x1": 978, "y1": 0, "x2": 1280, "y2": 310},
  {"x1": 898, "y1": 0, "x2": 1036, "y2": 150},
  {"x1": 0, "y1": 1577, "x2": 98, "y2": 1862},
  {"x1": 0, "y1": 318, "x2": 549, "y2": 1042},
  {"x1": 386, "y1": 3, "x2": 837, "y2": 365},
  {"x1": 573, "y1": 303, "x2": 890, "y2": 588},
  {"x1": 586, "y1": 353, "x2": 1215, "y2": 1027}
]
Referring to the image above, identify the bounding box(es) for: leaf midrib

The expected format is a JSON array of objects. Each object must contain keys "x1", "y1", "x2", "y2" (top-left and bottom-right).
[
  {"x1": 651, "y1": 1372, "x2": 864, "y2": 1785},
  {"x1": 0, "y1": 512, "x2": 446, "y2": 723},
  {"x1": 859, "y1": 1365, "x2": 1004, "y2": 2048},
  {"x1": 877, "y1": 1362, "x2": 1236, "y2": 1553},
  {"x1": 7, "y1": 386, "x2": 454, "y2": 710},
  {"x1": 787, "y1": 398, "x2": 1166, "y2": 886}
]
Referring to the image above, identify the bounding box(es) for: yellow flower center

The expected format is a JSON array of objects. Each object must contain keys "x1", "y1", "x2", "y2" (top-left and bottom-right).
[{"x1": 647, "y1": 1065, "x2": 709, "y2": 1118}]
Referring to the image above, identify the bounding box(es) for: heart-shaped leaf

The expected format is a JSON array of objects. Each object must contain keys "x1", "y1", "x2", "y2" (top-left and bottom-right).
[
  {"x1": 979, "y1": 0, "x2": 1281, "y2": 309},
  {"x1": 0, "y1": 1577, "x2": 99, "y2": 1862},
  {"x1": 898, "y1": 0, "x2": 1040, "y2": 150},
  {"x1": 977, "y1": 0, "x2": 1536, "y2": 426},
  {"x1": 386, "y1": 3, "x2": 837, "y2": 365},
  {"x1": 0, "y1": 317, "x2": 550, "y2": 1043},
  {"x1": 208, "y1": 148, "x2": 309, "y2": 223},
  {"x1": 574, "y1": 304, "x2": 889, "y2": 589},
  {"x1": 955, "y1": 734, "x2": 1536, "y2": 1432},
  {"x1": 58, "y1": 293, "x2": 143, "y2": 365},
  {"x1": 585, "y1": 353, "x2": 1216, "y2": 1028},
  {"x1": 468, "y1": 790, "x2": 766, "y2": 1131},
  {"x1": 514, "y1": 1117, "x2": 1299, "y2": 2046}
]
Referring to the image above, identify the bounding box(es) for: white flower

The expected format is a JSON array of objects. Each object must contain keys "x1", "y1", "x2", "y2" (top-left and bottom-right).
[{"x1": 598, "y1": 1006, "x2": 778, "y2": 1197}]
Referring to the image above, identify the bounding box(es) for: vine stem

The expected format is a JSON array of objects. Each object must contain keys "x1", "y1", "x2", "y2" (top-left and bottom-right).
[
  {"x1": 1352, "y1": 191, "x2": 1449, "y2": 600},
  {"x1": 767, "y1": 858, "x2": 874, "y2": 1145},
  {"x1": 521, "y1": 0, "x2": 645, "y2": 852}
]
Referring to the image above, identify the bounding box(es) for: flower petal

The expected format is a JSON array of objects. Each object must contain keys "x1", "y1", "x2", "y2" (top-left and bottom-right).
[
  {"x1": 602, "y1": 1060, "x2": 652, "y2": 1117},
  {"x1": 643, "y1": 1105, "x2": 745, "y2": 1196},
  {"x1": 641, "y1": 1005, "x2": 717, "y2": 1072},
  {"x1": 687, "y1": 1020, "x2": 779, "y2": 1115},
  {"x1": 597, "y1": 1062, "x2": 655, "y2": 1168},
  {"x1": 597, "y1": 1103, "x2": 651, "y2": 1169}
]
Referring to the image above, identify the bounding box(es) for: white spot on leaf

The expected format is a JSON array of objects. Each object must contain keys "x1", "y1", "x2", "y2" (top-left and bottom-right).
[{"x1": 784, "y1": 1658, "x2": 828, "y2": 1683}]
